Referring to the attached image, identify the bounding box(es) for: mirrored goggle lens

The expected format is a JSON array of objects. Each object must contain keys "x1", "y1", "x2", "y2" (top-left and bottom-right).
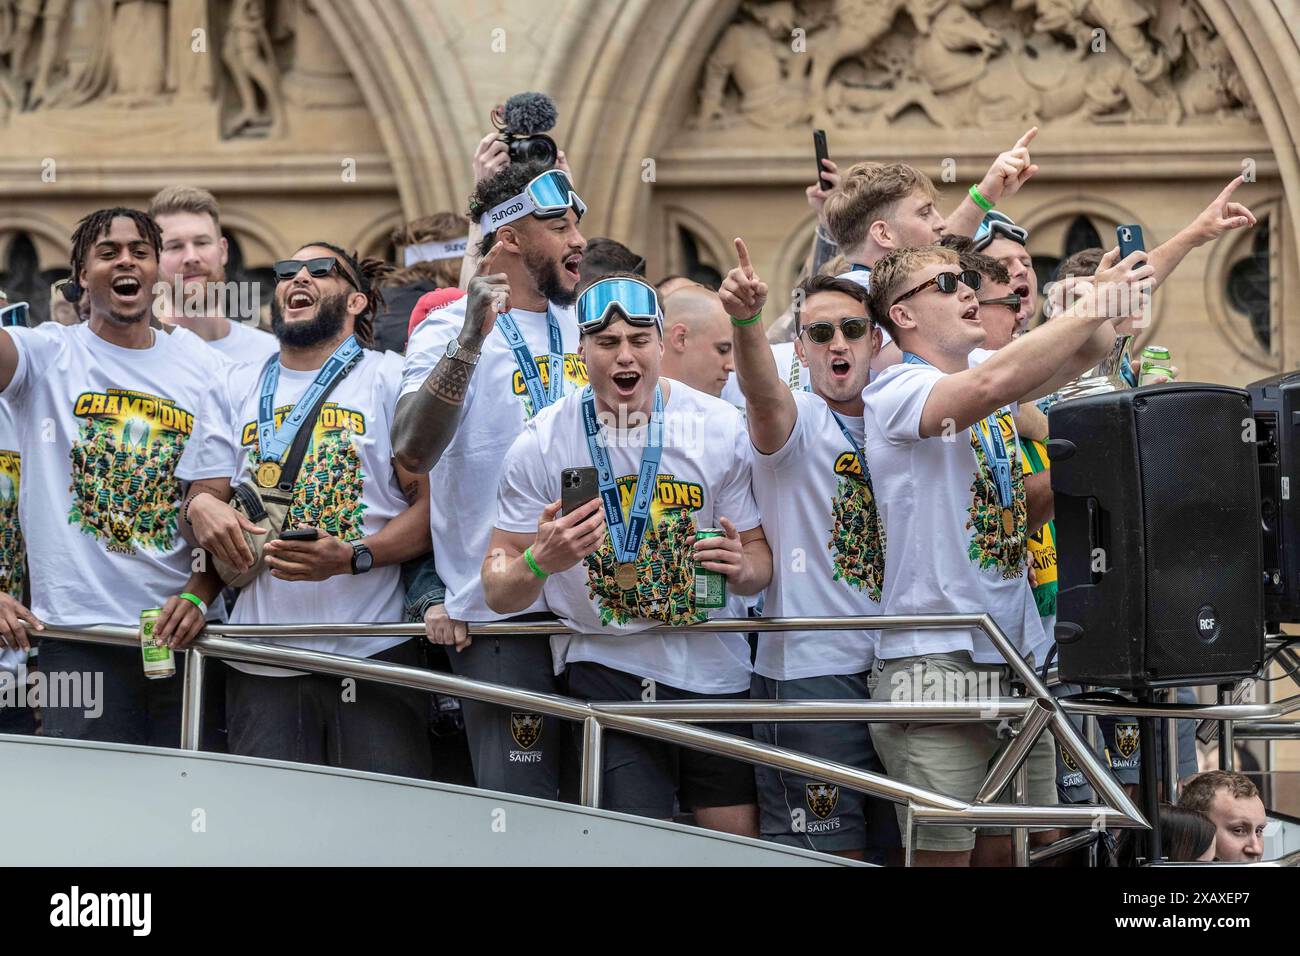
[
  {"x1": 578, "y1": 279, "x2": 661, "y2": 331},
  {"x1": 804, "y1": 317, "x2": 870, "y2": 344},
  {"x1": 529, "y1": 170, "x2": 587, "y2": 218},
  {"x1": 0, "y1": 302, "x2": 29, "y2": 327}
]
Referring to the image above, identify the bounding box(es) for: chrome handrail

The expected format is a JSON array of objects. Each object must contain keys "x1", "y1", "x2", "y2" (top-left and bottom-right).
[{"x1": 32, "y1": 613, "x2": 1151, "y2": 867}]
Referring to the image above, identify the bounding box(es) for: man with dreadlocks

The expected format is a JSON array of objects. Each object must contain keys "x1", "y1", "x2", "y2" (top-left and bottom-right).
[
  {"x1": 177, "y1": 242, "x2": 435, "y2": 775},
  {"x1": 0, "y1": 207, "x2": 228, "y2": 744}
]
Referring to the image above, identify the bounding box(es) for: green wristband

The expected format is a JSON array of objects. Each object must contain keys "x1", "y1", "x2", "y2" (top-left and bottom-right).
[
  {"x1": 731, "y1": 310, "x2": 762, "y2": 328},
  {"x1": 179, "y1": 592, "x2": 208, "y2": 616},
  {"x1": 968, "y1": 184, "x2": 995, "y2": 212},
  {"x1": 523, "y1": 546, "x2": 548, "y2": 580}
]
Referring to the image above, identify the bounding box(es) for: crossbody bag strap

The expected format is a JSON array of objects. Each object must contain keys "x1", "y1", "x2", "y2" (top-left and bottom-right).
[{"x1": 274, "y1": 351, "x2": 364, "y2": 492}]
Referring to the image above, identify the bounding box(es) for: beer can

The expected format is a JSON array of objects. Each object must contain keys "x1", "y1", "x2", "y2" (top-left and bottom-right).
[
  {"x1": 1139, "y1": 364, "x2": 1176, "y2": 386},
  {"x1": 1139, "y1": 346, "x2": 1172, "y2": 383},
  {"x1": 140, "y1": 607, "x2": 176, "y2": 680},
  {"x1": 693, "y1": 528, "x2": 727, "y2": 610}
]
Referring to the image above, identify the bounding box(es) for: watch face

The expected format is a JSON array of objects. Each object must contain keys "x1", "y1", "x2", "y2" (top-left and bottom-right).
[{"x1": 353, "y1": 544, "x2": 373, "y2": 572}]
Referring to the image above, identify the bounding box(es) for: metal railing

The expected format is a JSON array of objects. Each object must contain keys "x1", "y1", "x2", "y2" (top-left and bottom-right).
[{"x1": 28, "y1": 614, "x2": 1300, "y2": 865}]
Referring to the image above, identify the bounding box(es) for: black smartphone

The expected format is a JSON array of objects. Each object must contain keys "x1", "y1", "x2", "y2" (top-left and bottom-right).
[
  {"x1": 561, "y1": 467, "x2": 599, "y2": 515},
  {"x1": 1117, "y1": 224, "x2": 1145, "y2": 260},
  {"x1": 813, "y1": 128, "x2": 831, "y2": 192},
  {"x1": 280, "y1": 527, "x2": 320, "y2": 542}
]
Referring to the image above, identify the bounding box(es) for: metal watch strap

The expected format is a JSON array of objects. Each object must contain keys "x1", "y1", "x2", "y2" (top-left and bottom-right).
[{"x1": 445, "y1": 338, "x2": 480, "y2": 366}]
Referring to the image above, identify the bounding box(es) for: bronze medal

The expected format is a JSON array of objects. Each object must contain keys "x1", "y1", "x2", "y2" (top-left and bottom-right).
[
  {"x1": 256, "y1": 460, "x2": 283, "y2": 489},
  {"x1": 615, "y1": 562, "x2": 638, "y2": 591},
  {"x1": 1001, "y1": 507, "x2": 1014, "y2": 536}
]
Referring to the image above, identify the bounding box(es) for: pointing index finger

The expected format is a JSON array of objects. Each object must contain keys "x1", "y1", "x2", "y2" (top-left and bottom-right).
[
  {"x1": 734, "y1": 238, "x2": 753, "y2": 277},
  {"x1": 1013, "y1": 126, "x2": 1038, "y2": 150},
  {"x1": 1215, "y1": 174, "x2": 1245, "y2": 205}
]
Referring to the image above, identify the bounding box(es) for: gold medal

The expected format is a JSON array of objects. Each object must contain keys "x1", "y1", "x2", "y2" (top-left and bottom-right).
[
  {"x1": 256, "y1": 460, "x2": 283, "y2": 489},
  {"x1": 1001, "y1": 507, "x2": 1014, "y2": 535},
  {"x1": 615, "y1": 562, "x2": 638, "y2": 591}
]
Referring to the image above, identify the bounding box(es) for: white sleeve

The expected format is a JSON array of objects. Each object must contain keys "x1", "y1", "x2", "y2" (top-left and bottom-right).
[
  {"x1": 176, "y1": 365, "x2": 240, "y2": 483},
  {"x1": 2, "y1": 325, "x2": 64, "y2": 405},
  {"x1": 714, "y1": 413, "x2": 762, "y2": 533},
  {"x1": 869, "y1": 365, "x2": 945, "y2": 445},
  {"x1": 400, "y1": 308, "x2": 462, "y2": 398},
  {"x1": 494, "y1": 422, "x2": 551, "y2": 534}
]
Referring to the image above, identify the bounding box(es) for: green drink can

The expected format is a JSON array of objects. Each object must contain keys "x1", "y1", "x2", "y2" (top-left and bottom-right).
[
  {"x1": 1139, "y1": 346, "x2": 1172, "y2": 385},
  {"x1": 140, "y1": 607, "x2": 175, "y2": 680},
  {"x1": 693, "y1": 528, "x2": 727, "y2": 610}
]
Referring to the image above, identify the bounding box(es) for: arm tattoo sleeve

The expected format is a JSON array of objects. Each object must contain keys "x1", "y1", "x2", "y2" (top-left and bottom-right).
[{"x1": 423, "y1": 356, "x2": 473, "y2": 405}]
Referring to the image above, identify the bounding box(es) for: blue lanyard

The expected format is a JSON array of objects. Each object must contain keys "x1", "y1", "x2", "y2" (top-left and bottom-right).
[
  {"x1": 902, "y1": 351, "x2": 1014, "y2": 508},
  {"x1": 829, "y1": 410, "x2": 866, "y2": 480},
  {"x1": 581, "y1": 384, "x2": 664, "y2": 565},
  {"x1": 256, "y1": 335, "x2": 361, "y2": 464},
  {"x1": 497, "y1": 307, "x2": 564, "y2": 413}
]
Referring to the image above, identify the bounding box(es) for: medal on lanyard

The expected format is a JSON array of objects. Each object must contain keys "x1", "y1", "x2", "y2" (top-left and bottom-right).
[
  {"x1": 256, "y1": 335, "x2": 362, "y2": 488},
  {"x1": 902, "y1": 352, "x2": 1014, "y2": 529},
  {"x1": 581, "y1": 384, "x2": 664, "y2": 591},
  {"x1": 496, "y1": 306, "x2": 564, "y2": 413}
]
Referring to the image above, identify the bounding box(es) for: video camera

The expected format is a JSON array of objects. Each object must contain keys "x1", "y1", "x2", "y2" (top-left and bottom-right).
[{"x1": 492, "y1": 92, "x2": 559, "y2": 168}]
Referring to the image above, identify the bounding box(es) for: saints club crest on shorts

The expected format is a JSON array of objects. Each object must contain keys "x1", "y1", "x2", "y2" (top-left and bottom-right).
[
  {"x1": 1060, "y1": 745, "x2": 1079, "y2": 773},
  {"x1": 806, "y1": 783, "x2": 839, "y2": 820},
  {"x1": 510, "y1": 712, "x2": 543, "y2": 750},
  {"x1": 1114, "y1": 722, "x2": 1140, "y2": 760}
]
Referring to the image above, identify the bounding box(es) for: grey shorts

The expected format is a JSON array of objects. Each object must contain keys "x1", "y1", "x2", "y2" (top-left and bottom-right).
[
  {"x1": 867, "y1": 652, "x2": 1058, "y2": 853},
  {"x1": 752, "y1": 672, "x2": 900, "y2": 859}
]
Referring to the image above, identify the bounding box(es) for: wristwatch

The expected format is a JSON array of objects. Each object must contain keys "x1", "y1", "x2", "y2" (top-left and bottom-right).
[
  {"x1": 445, "y1": 338, "x2": 480, "y2": 366},
  {"x1": 350, "y1": 540, "x2": 374, "y2": 575}
]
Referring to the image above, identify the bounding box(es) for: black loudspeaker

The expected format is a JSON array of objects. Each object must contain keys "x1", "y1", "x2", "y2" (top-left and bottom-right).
[
  {"x1": 1246, "y1": 371, "x2": 1300, "y2": 626},
  {"x1": 1047, "y1": 384, "x2": 1264, "y2": 689}
]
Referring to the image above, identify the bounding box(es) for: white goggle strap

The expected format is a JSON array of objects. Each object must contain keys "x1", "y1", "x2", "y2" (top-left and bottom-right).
[
  {"x1": 478, "y1": 191, "x2": 539, "y2": 234},
  {"x1": 403, "y1": 237, "x2": 470, "y2": 265}
]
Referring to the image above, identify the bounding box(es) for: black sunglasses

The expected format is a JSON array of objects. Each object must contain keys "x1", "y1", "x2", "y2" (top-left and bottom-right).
[
  {"x1": 978, "y1": 293, "x2": 1022, "y2": 313},
  {"x1": 892, "y1": 269, "x2": 981, "y2": 307},
  {"x1": 273, "y1": 257, "x2": 360, "y2": 292},
  {"x1": 799, "y1": 316, "x2": 871, "y2": 345}
]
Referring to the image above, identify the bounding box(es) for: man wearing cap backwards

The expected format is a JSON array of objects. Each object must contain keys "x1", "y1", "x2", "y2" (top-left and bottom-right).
[
  {"x1": 392, "y1": 161, "x2": 587, "y2": 799},
  {"x1": 481, "y1": 273, "x2": 772, "y2": 832}
]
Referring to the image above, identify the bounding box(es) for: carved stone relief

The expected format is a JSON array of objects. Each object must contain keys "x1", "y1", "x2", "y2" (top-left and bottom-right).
[
  {"x1": 693, "y1": 0, "x2": 1256, "y2": 130},
  {"x1": 0, "y1": 0, "x2": 364, "y2": 140}
]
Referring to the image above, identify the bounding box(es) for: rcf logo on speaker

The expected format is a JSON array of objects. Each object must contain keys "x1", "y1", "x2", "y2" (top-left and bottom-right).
[{"x1": 1196, "y1": 604, "x2": 1221, "y2": 643}]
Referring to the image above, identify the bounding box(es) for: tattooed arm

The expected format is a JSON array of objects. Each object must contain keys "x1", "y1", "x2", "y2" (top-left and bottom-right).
[{"x1": 391, "y1": 242, "x2": 510, "y2": 474}]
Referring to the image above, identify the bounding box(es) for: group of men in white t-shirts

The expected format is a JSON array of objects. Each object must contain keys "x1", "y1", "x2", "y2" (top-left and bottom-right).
[{"x1": 0, "y1": 132, "x2": 1261, "y2": 866}]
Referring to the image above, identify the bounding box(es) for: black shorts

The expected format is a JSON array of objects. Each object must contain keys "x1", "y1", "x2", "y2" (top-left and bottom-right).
[{"x1": 564, "y1": 661, "x2": 756, "y2": 819}]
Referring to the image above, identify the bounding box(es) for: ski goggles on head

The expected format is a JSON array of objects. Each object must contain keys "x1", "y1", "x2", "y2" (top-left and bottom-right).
[
  {"x1": 577, "y1": 277, "x2": 662, "y2": 335},
  {"x1": 972, "y1": 210, "x2": 1029, "y2": 252},
  {"x1": 479, "y1": 169, "x2": 587, "y2": 233},
  {"x1": 891, "y1": 269, "x2": 981, "y2": 306},
  {"x1": 0, "y1": 301, "x2": 29, "y2": 327}
]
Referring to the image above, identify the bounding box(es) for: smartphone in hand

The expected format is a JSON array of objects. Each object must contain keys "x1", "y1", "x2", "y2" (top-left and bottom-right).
[
  {"x1": 1117, "y1": 224, "x2": 1145, "y2": 260},
  {"x1": 280, "y1": 527, "x2": 320, "y2": 542},
  {"x1": 561, "y1": 467, "x2": 599, "y2": 516},
  {"x1": 813, "y1": 129, "x2": 831, "y2": 192}
]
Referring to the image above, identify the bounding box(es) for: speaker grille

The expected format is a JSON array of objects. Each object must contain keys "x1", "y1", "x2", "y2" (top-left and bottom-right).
[{"x1": 1135, "y1": 390, "x2": 1262, "y2": 681}]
